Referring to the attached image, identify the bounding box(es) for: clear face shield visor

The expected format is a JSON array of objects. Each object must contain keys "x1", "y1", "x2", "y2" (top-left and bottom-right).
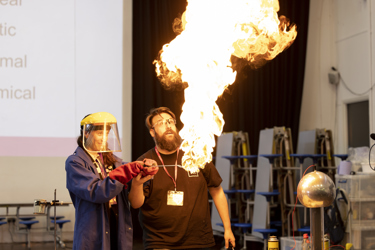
[{"x1": 82, "y1": 122, "x2": 121, "y2": 153}]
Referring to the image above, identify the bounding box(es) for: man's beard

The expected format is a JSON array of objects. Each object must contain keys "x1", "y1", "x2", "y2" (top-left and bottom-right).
[{"x1": 155, "y1": 129, "x2": 182, "y2": 152}]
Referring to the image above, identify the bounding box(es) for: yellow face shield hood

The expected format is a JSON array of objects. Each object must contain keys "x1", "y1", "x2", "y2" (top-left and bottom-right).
[{"x1": 81, "y1": 112, "x2": 121, "y2": 153}]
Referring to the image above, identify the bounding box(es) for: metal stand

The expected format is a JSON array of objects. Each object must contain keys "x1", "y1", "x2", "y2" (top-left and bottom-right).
[
  {"x1": 53, "y1": 189, "x2": 57, "y2": 250},
  {"x1": 310, "y1": 207, "x2": 323, "y2": 250},
  {"x1": 34, "y1": 189, "x2": 72, "y2": 250}
]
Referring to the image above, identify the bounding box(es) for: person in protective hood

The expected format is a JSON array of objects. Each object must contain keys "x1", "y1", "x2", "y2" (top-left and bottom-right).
[{"x1": 66, "y1": 112, "x2": 158, "y2": 250}]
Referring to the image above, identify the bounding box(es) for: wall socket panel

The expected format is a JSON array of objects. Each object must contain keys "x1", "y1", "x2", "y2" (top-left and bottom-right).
[{"x1": 328, "y1": 71, "x2": 340, "y2": 85}]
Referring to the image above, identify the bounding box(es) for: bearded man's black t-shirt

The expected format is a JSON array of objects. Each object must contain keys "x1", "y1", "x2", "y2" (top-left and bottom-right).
[{"x1": 136, "y1": 148, "x2": 222, "y2": 249}]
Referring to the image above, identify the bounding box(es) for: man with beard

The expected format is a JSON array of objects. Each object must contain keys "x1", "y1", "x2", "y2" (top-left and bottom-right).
[{"x1": 129, "y1": 107, "x2": 235, "y2": 250}]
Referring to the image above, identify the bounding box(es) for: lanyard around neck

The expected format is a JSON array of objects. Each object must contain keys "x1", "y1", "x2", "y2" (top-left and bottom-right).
[
  {"x1": 155, "y1": 147, "x2": 179, "y2": 190},
  {"x1": 94, "y1": 153, "x2": 106, "y2": 179}
]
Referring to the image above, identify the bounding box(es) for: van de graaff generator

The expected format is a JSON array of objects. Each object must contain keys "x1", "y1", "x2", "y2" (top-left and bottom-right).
[{"x1": 297, "y1": 170, "x2": 335, "y2": 250}]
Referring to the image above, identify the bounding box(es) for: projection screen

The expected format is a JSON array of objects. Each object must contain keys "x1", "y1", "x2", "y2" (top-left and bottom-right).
[{"x1": 0, "y1": 0, "x2": 123, "y2": 157}]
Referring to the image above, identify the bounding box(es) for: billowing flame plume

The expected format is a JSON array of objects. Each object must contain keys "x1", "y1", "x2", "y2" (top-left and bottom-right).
[{"x1": 154, "y1": 0, "x2": 297, "y2": 173}]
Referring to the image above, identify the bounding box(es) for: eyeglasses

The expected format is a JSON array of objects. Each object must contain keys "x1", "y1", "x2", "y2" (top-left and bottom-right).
[{"x1": 152, "y1": 118, "x2": 176, "y2": 129}]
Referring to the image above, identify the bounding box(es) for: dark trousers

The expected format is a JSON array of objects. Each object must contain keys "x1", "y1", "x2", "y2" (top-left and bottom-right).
[{"x1": 109, "y1": 204, "x2": 119, "y2": 250}]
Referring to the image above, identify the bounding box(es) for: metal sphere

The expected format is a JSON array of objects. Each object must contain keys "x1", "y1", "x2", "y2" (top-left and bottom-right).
[{"x1": 297, "y1": 170, "x2": 336, "y2": 208}]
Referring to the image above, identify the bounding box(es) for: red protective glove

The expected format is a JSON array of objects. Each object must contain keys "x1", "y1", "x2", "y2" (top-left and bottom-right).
[
  {"x1": 143, "y1": 158, "x2": 157, "y2": 167},
  {"x1": 142, "y1": 166, "x2": 159, "y2": 176},
  {"x1": 109, "y1": 162, "x2": 144, "y2": 187},
  {"x1": 142, "y1": 158, "x2": 159, "y2": 176}
]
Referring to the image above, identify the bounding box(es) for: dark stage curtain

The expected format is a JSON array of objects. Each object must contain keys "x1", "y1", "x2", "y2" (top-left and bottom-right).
[{"x1": 132, "y1": 0, "x2": 310, "y2": 160}]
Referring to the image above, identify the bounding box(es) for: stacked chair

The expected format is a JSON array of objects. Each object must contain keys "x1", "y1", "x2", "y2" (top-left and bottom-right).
[{"x1": 212, "y1": 128, "x2": 339, "y2": 249}]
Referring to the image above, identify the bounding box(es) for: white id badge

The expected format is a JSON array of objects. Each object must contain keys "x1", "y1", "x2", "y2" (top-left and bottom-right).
[{"x1": 167, "y1": 190, "x2": 184, "y2": 206}]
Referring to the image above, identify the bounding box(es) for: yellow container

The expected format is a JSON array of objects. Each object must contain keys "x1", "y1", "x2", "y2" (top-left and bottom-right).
[
  {"x1": 268, "y1": 236, "x2": 279, "y2": 250},
  {"x1": 323, "y1": 234, "x2": 330, "y2": 250}
]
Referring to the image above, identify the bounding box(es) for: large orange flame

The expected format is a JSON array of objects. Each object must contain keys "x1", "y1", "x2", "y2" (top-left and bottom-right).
[{"x1": 154, "y1": 0, "x2": 297, "y2": 173}]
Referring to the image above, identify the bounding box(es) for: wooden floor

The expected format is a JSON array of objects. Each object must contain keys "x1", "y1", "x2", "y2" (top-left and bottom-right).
[
  {"x1": 0, "y1": 237, "x2": 142, "y2": 250},
  {"x1": 0, "y1": 242, "x2": 73, "y2": 250},
  {"x1": 0, "y1": 236, "x2": 233, "y2": 250}
]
